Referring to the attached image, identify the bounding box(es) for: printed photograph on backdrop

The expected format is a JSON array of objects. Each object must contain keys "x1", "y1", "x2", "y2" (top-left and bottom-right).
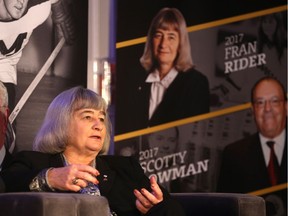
[
  {"x1": 211, "y1": 12, "x2": 287, "y2": 108},
  {"x1": 115, "y1": 5, "x2": 287, "y2": 216},
  {"x1": 115, "y1": 8, "x2": 287, "y2": 135},
  {"x1": 115, "y1": 7, "x2": 210, "y2": 135},
  {"x1": 115, "y1": 109, "x2": 258, "y2": 193},
  {"x1": 0, "y1": 0, "x2": 88, "y2": 152}
]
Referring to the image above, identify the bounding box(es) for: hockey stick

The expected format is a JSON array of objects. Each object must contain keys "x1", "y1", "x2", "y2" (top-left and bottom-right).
[{"x1": 9, "y1": 37, "x2": 65, "y2": 124}]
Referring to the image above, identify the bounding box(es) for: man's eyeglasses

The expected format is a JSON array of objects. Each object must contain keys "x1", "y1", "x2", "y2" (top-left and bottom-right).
[{"x1": 253, "y1": 98, "x2": 285, "y2": 108}]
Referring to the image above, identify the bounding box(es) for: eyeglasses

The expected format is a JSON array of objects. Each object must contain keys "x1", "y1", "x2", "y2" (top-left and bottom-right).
[{"x1": 253, "y1": 98, "x2": 285, "y2": 108}]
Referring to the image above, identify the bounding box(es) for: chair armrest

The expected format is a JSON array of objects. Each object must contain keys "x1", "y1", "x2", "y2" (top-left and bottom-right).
[
  {"x1": 0, "y1": 192, "x2": 110, "y2": 216},
  {"x1": 171, "y1": 192, "x2": 266, "y2": 216}
]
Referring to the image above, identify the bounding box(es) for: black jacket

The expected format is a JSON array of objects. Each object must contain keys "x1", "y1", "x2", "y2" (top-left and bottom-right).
[
  {"x1": 217, "y1": 132, "x2": 287, "y2": 193},
  {"x1": 126, "y1": 68, "x2": 210, "y2": 133},
  {"x1": 0, "y1": 151, "x2": 185, "y2": 216}
]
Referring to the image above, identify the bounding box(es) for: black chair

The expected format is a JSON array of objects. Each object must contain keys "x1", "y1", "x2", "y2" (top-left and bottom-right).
[
  {"x1": 0, "y1": 192, "x2": 110, "y2": 216},
  {"x1": 171, "y1": 193, "x2": 266, "y2": 216}
]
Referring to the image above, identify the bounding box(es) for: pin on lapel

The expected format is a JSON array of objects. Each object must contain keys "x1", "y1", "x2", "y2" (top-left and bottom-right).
[{"x1": 103, "y1": 175, "x2": 108, "y2": 181}]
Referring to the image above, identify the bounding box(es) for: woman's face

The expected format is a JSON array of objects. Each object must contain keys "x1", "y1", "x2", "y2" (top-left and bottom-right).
[
  {"x1": 3, "y1": 0, "x2": 29, "y2": 20},
  {"x1": 67, "y1": 108, "x2": 106, "y2": 155},
  {"x1": 152, "y1": 27, "x2": 180, "y2": 69}
]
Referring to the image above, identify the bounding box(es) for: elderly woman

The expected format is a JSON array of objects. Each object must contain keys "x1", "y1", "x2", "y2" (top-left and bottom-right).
[
  {"x1": 130, "y1": 7, "x2": 210, "y2": 131},
  {"x1": 0, "y1": 86, "x2": 185, "y2": 216}
]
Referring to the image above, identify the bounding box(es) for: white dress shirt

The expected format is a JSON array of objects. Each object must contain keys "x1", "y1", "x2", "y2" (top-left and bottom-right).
[
  {"x1": 259, "y1": 129, "x2": 286, "y2": 166},
  {"x1": 145, "y1": 68, "x2": 178, "y2": 119}
]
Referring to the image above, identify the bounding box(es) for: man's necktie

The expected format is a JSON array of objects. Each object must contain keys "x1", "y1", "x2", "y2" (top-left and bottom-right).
[{"x1": 266, "y1": 141, "x2": 280, "y2": 186}]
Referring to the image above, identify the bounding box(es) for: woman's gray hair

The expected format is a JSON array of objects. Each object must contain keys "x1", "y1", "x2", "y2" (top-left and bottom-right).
[
  {"x1": 33, "y1": 86, "x2": 111, "y2": 155},
  {"x1": 140, "y1": 7, "x2": 194, "y2": 72}
]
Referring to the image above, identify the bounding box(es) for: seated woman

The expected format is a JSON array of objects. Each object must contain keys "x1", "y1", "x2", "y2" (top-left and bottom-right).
[{"x1": 0, "y1": 86, "x2": 185, "y2": 216}]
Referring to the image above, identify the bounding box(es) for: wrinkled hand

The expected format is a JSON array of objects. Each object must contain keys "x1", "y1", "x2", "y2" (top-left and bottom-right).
[
  {"x1": 134, "y1": 176, "x2": 163, "y2": 214},
  {"x1": 47, "y1": 165, "x2": 100, "y2": 191}
]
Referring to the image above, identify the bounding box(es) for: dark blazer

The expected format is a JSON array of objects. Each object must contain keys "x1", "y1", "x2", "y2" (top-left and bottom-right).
[
  {"x1": 0, "y1": 151, "x2": 185, "y2": 216},
  {"x1": 120, "y1": 68, "x2": 210, "y2": 134},
  {"x1": 217, "y1": 132, "x2": 287, "y2": 193},
  {"x1": 0, "y1": 148, "x2": 12, "y2": 170}
]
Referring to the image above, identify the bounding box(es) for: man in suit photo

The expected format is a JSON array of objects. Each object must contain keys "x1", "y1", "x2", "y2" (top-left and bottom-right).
[{"x1": 217, "y1": 76, "x2": 287, "y2": 216}]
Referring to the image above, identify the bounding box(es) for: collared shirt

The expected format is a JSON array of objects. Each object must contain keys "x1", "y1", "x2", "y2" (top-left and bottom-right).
[
  {"x1": 145, "y1": 68, "x2": 178, "y2": 119},
  {"x1": 259, "y1": 129, "x2": 286, "y2": 166}
]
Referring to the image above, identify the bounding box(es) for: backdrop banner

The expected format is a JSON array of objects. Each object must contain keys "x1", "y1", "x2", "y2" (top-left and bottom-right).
[
  {"x1": 0, "y1": 0, "x2": 88, "y2": 151},
  {"x1": 115, "y1": 2, "x2": 287, "y2": 216}
]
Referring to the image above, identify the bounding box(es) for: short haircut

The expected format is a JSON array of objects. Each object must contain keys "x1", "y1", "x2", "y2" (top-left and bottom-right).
[{"x1": 33, "y1": 86, "x2": 111, "y2": 155}]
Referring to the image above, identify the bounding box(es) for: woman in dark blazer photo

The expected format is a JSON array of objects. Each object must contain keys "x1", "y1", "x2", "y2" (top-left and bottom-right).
[{"x1": 131, "y1": 7, "x2": 210, "y2": 132}]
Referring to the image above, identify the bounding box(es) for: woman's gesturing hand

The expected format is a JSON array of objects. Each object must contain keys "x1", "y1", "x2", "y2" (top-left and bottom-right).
[{"x1": 134, "y1": 175, "x2": 164, "y2": 214}]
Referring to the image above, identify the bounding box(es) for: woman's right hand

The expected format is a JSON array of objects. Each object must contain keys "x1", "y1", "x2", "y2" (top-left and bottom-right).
[
  {"x1": 134, "y1": 176, "x2": 164, "y2": 214},
  {"x1": 47, "y1": 165, "x2": 100, "y2": 191}
]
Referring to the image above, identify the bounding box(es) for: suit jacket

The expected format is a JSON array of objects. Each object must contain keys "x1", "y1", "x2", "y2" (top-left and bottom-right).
[
  {"x1": 0, "y1": 148, "x2": 12, "y2": 170},
  {"x1": 217, "y1": 132, "x2": 287, "y2": 193},
  {"x1": 123, "y1": 68, "x2": 210, "y2": 133},
  {"x1": 0, "y1": 151, "x2": 185, "y2": 216}
]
